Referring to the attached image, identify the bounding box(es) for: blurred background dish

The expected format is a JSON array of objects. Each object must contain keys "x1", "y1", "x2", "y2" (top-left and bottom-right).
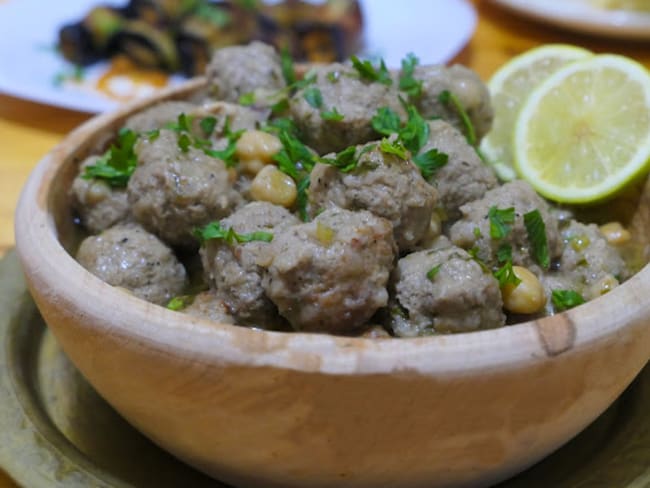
[
  {"x1": 0, "y1": 0, "x2": 477, "y2": 113},
  {"x1": 492, "y1": 0, "x2": 650, "y2": 40}
]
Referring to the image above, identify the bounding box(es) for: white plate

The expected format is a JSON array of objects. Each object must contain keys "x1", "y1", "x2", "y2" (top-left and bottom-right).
[
  {"x1": 0, "y1": 0, "x2": 476, "y2": 113},
  {"x1": 493, "y1": 0, "x2": 650, "y2": 40}
]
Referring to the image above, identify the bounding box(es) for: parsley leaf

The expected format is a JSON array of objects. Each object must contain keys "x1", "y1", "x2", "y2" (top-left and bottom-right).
[
  {"x1": 496, "y1": 243, "x2": 513, "y2": 264},
  {"x1": 551, "y1": 289, "x2": 585, "y2": 311},
  {"x1": 413, "y1": 148, "x2": 448, "y2": 179},
  {"x1": 263, "y1": 117, "x2": 300, "y2": 138},
  {"x1": 303, "y1": 86, "x2": 323, "y2": 109},
  {"x1": 199, "y1": 116, "x2": 217, "y2": 137},
  {"x1": 238, "y1": 92, "x2": 256, "y2": 106},
  {"x1": 320, "y1": 107, "x2": 344, "y2": 121},
  {"x1": 177, "y1": 133, "x2": 192, "y2": 153},
  {"x1": 426, "y1": 264, "x2": 441, "y2": 281},
  {"x1": 194, "y1": 221, "x2": 273, "y2": 245},
  {"x1": 166, "y1": 294, "x2": 195, "y2": 311},
  {"x1": 202, "y1": 117, "x2": 244, "y2": 167},
  {"x1": 296, "y1": 176, "x2": 311, "y2": 222},
  {"x1": 488, "y1": 206, "x2": 515, "y2": 240},
  {"x1": 438, "y1": 90, "x2": 477, "y2": 146},
  {"x1": 524, "y1": 209, "x2": 550, "y2": 269},
  {"x1": 280, "y1": 47, "x2": 296, "y2": 86},
  {"x1": 399, "y1": 53, "x2": 423, "y2": 98},
  {"x1": 494, "y1": 260, "x2": 521, "y2": 288},
  {"x1": 399, "y1": 103, "x2": 429, "y2": 154},
  {"x1": 371, "y1": 106, "x2": 402, "y2": 136},
  {"x1": 319, "y1": 146, "x2": 357, "y2": 172},
  {"x1": 83, "y1": 128, "x2": 139, "y2": 187},
  {"x1": 379, "y1": 138, "x2": 409, "y2": 160},
  {"x1": 350, "y1": 55, "x2": 392, "y2": 85}
]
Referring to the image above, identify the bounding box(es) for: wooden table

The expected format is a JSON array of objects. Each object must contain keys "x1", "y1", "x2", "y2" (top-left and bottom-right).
[{"x1": 1, "y1": 0, "x2": 649, "y2": 485}]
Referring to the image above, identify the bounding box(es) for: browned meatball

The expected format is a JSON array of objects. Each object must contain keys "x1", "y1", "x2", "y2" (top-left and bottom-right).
[
  {"x1": 263, "y1": 207, "x2": 396, "y2": 334},
  {"x1": 200, "y1": 202, "x2": 299, "y2": 328},
  {"x1": 70, "y1": 155, "x2": 130, "y2": 234},
  {"x1": 308, "y1": 140, "x2": 437, "y2": 251},
  {"x1": 390, "y1": 245, "x2": 505, "y2": 336},
  {"x1": 128, "y1": 129, "x2": 242, "y2": 247},
  {"x1": 420, "y1": 120, "x2": 498, "y2": 221},
  {"x1": 76, "y1": 223, "x2": 187, "y2": 305},
  {"x1": 449, "y1": 180, "x2": 562, "y2": 270},
  {"x1": 206, "y1": 41, "x2": 285, "y2": 106},
  {"x1": 289, "y1": 63, "x2": 404, "y2": 154}
]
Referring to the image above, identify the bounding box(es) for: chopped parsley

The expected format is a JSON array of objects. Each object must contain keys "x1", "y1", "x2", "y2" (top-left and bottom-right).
[
  {"x1": 303, "y1": 86, "x2": 323, "y2": 109},
  {"x1": 524, "y1": 209, "x2": 550, "y2": 269},
  {"x1": 399, "y1": 103, "x2": 429, "y2": 154},
  {"x1": 320, "y1": 107, "x2": 344, "y2": 121},
  {"x1": 202, "y1": 118, "x2": 244, "y2": 167},
  {"x1": 413, "y1": 148, "x2": 447, "y2": 179},
  {"x1": 488, "y1": 206, "x2": 515, "y2": 240},
  {"x1": 280, "y1": 47, "x2": 297, "y2": 86},
  {"x1": 194, "y1": 222, "x2": 273, "y2": 245},
  {"x1": 82, "y1": 128, "x2": 138, "y2": 187},
  {"x1": 496, "y1": 242, "x2": 513, "y2": 264},
  {"x1": 319, "y1": 146, "x2": 358, "y2": 172},
  {"x1": 399, "y1": 53, "x2": 423, "y2": 98},
  {"x1": 371, "y1": 107, "x2": 402, "y2": 135},
  {"x1": 263, "y1": 117, "x2": 301, "y2": 138},
  {"x1": 238, "y1": 92, "x2": 256, "y2": 106},
  {"x1": 177, "y1": 133, "x2": 192, "y2": 153},
  {"x1": 379, "y1": 138, "x2": 408, "y2": 160},
  {"x1": 199, "y1": 116, "x2": 217, "y2": 137},
  {"x1": 426, "y1": 264, "x2": 442, "y2": 281},
  {"x1": 166, "y1": 294, "x2": 195, "y2": 311},
  {"x1": 350, "y1": 55, "x2": 392, "y2": 85},
  {"x1": 295, "y1": 176, "x2": 311, "y2": 222},
  {"x1": 494, "y1": 260, "x2": 521, "y2": 288},
  {"x1": 551, "y1": 289, "x2": 585, "y2": 311},
  {"x1": 438, "y1": 90, "x2": 477, "y2": 146}
]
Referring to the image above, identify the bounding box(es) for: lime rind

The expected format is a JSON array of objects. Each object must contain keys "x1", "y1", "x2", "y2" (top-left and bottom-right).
[
  {"x1": 480, "y1": 44, "x2": 592, "y2": 181},
  {"x1": 514, "y1": 54, "x2": 650, "y2": 203}
]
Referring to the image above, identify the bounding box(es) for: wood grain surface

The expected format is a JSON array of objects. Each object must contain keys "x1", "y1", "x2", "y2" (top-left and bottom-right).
[{"x1": 1, "y1": 0, "x2": 649, "y2": 485}]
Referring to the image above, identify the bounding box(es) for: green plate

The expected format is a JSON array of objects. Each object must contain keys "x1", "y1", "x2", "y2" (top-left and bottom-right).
[{"x1": 0, "y1": 250, "x2": 648, "y2": 488}]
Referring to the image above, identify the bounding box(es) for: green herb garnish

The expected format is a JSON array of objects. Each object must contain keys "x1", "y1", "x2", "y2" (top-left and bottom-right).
[
  {"x1": 280, "y1": 47, "x2": 296, "y2": 86},
  {"x1": 350, "y1": 55, "x2": 392, "y2": 85},
  {"x1": 399, "y1": 53, "x2": 423, "y2": 98},
  {"x1": 238, "y1": 92, "x2": 256, "y2": 106},
  {"x1": 303, "y1": 86, "x2": 323, "y2": 109},
  {"x1": 488, "y1": 206, "x2": 515, "y2": 240},
  {"x1": 551, "y1": 289, "x2": 585, "y2": 311},
  {"x1": 199, "y1": 116, "x2": 217, "y2": 137},
  {"x1": 379, "y1": 138, "x2": 409, "y2": 160},
  {"x1": 319, "y1": 146, "x2": 357, "y2": 173},
  {"x1": 399, "y1": 102, "x2": 429, "y2": 154},
  {"x1": 413, "y1": 148, "x2": 448, "y2": 179},
  {"x1": 438, "y1": 89, "x2": 477, "y2": 146},
  {"x1": 524, "y1": 209, "x2": 550, "y2": 269},
  {"x1": 496, "y1": 243, "x2": 513, "y2": 264},
  {"x1": 195, "y1": 221, "x2": 273, "y2": 245},
  {"x1": 195, "y1": 3, "x2": 231, "y2": 27},
  {"x1": 83, "y1": 128, "x2": 138, "y2": 187},
  {"x1": 426, "y1": 264, "x2": 442, "y2": 281},
  {"x1": 166, "y1": 294, "x2": 195, "y2": 311},
  {"x1": 177, "y1": 133, "x2": 192, "y2": 153},
  {"x1": 494, "y1": 260, "x2": 521, "y2": 288},
  {"x1": 371, "y1": 106, "x2": 402, "y2": 136},
  {"x1": 320, "y1": 107, "x2": 344, "y2": 121}
]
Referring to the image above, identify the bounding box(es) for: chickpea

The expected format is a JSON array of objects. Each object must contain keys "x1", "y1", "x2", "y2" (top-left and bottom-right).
[
  {"x1": 235, "y1": 130, "x2": 282, "y2": 163},
  {"x1": 239, "y1": 158, "x2": 266, "y2": 176},
  {"x1": 588, "y1": 274, "x2": 619, "y2": 298},
  {"x1": 250, "y1": 165, "x2": 297, "y2": 208},
  {"x1": 501, "y1": 266, "x2": 546, "y2": 314},
  {"x1": 599, "y1": 222, "x2": 631, "y2": 246}
]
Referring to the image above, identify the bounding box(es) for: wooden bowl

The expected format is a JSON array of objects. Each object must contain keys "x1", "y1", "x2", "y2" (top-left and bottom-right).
[{"x1": 14, "y1": 79, "x2": 650, "y2": 488}]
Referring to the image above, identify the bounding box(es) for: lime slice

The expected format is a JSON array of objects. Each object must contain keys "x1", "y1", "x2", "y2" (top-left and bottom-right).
[
  {"x1": 514, "y1": 54, "x2": 650, "y2": 203},
  {"x1": 480, "y1": 44, "x2": 592, "y2": 180}
]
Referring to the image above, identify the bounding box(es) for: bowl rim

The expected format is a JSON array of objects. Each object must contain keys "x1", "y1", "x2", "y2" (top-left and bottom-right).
[{"x1": 14, "y1": 77, "x2": 650, "y2": 376}]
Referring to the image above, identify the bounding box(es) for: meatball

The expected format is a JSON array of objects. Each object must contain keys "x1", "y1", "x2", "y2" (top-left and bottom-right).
[
  {"x1": 413, "y1": 64, "x2": 493, "y2": 141},
  {"x1": 76, "y1": 224, "x2": 187, "y2": 305},
  {"x1": 181, "y1": 291, "x2": 235, "y2": 325},
  {"x1": 200, "y1": 202, "x2": 299, "y2": 328},
  {"x1": 289, "y1": 63, "x2": 404, "y2": 154},
  {"x1": 390, "y1": 246, "x2": 506, "y2": 336},
  {"x1": 263, "y1": 207, "x2": 396, "y2": 334},
  {"x1": 308, "y1": 141, "x2": 438, "y2": 251},
  {"x1": 206, "y1": 41, "x2": 285, "y2": 106},
  {"x1": 124, "y1": 101, "x2": 199, "y2": 133},
  {"x1": 558, "y1": 220, "x2": 629, "y2": 300},
  {"x1": 421, "y1": 120, "x2": 498, "y2": 221},
  {"x1": 70, "y1": 155, "x2": 130, "y2": 234},
  {"x1": 128, "y1": 129, "x2": 242, "y2": 247},
  {"x1": 449, "y1": 180, "x2": 562, "y2": 269}
]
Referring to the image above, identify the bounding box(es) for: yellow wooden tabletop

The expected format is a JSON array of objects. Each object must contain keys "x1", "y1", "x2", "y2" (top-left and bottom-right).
[{"x1": 1, "y1": 0, "x2": 650, "y2": 486}]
